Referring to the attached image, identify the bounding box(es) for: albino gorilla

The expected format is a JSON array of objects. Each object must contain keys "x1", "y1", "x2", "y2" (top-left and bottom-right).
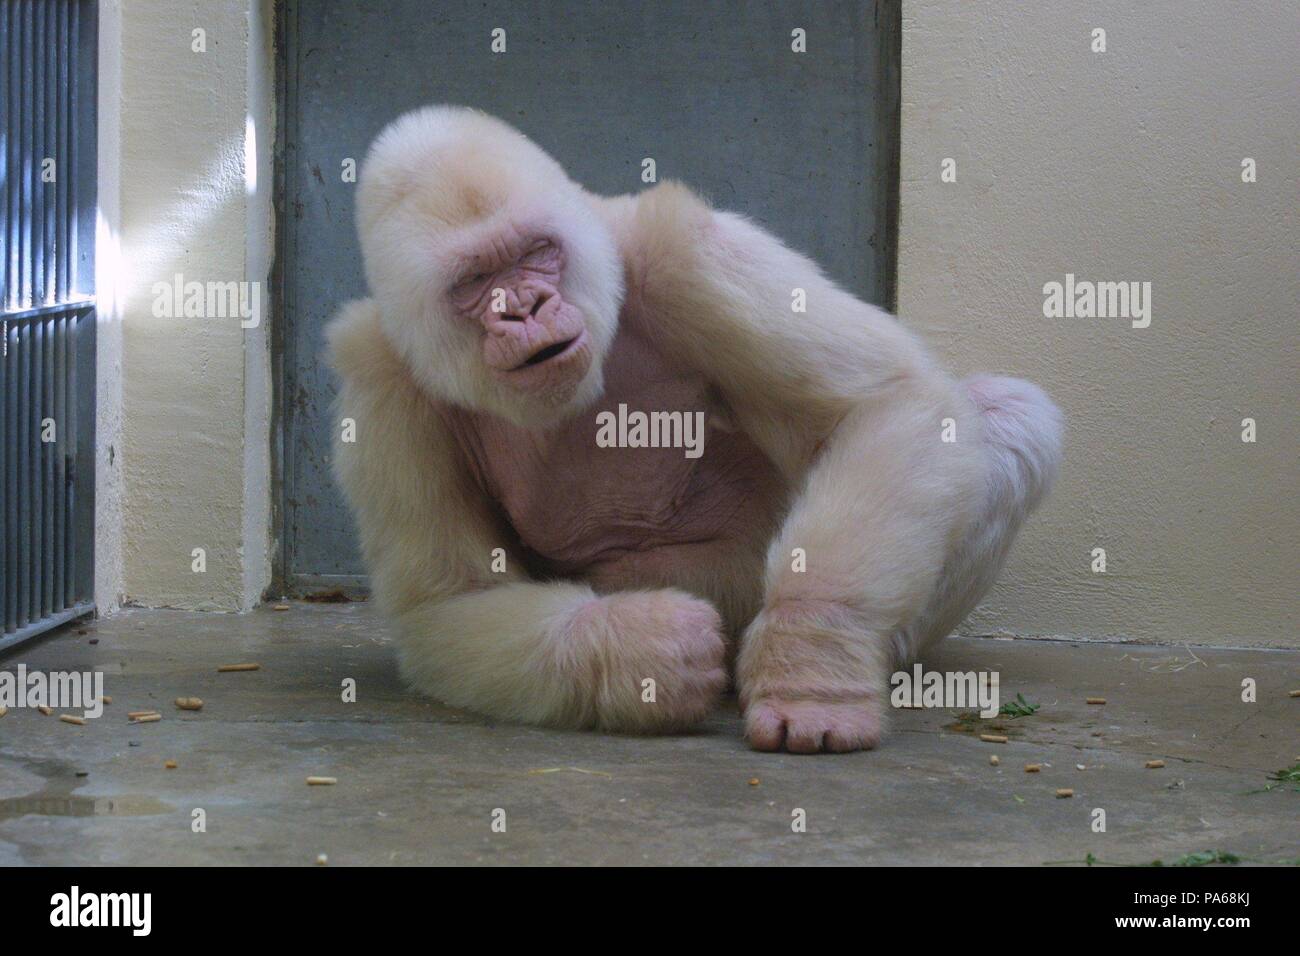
[{"x1": 328, "y1": 106, "x2": 1062, "y2": 753}]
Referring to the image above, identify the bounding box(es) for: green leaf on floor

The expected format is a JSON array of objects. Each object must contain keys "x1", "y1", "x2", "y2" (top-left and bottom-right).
[
  {"x1": 1047, "y1": 849, "x2": 1250, "y2": 867},
  {"x1": 1156, "y1": 850, "x2": 1241, "y2": 867},
  {"x1": 945, "y1": 711, "x2": 1018, "y2": 736},
  {"x1": 1243, "y1": 761, "x2": 1300, "y2": 794},
  {"x1": 1267, "y1": 762, "x2": 1300, "y2": 783},
  {"x1": 998, "y1": 693, "x2": 1041, "y2": 718}
]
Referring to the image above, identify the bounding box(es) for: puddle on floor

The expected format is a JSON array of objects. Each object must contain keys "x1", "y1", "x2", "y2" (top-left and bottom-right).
[
  {"x1": 0, "y1": 793, "x2": 173, "y2": 820},
  {"x1": 0, "y1": 755, "x2": 175, "y2": 821}
]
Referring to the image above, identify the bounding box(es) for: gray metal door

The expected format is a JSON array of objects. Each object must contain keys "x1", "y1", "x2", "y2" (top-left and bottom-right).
[
  {"x1": 276, "y1": 0, "x2": 900, "y2": 590},
  {"x1": 0, "y1": 0, "x2": 98, "y2": 650}
]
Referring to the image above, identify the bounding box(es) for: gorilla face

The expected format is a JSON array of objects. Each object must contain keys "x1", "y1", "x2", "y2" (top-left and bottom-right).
[
  {"x1": 355, "y1": 106, "x2": 624, "y2": 427},
  {"x1": 447, "y1": 230, "x2": 594, "y2": 399}
]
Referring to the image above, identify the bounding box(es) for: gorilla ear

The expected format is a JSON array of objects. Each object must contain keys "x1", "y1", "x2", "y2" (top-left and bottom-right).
[{"x1": 325, "y1": 298, "x2": 399, "y2": 388}]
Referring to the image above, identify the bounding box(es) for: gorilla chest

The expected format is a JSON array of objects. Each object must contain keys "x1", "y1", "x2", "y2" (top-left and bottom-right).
[{"x1": 448, "y1": 332, "x2": 779, "y2": 572}]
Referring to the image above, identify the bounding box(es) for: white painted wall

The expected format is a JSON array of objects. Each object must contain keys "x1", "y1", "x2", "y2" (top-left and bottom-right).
[
  {"x1": 94, "y1": 0, "x2": 125, "y2": 614},
  {"x1": 899, "y1": 2, "x2": 1299, "y2": 647},
  {"x1": 96, "y1": 0, "x2": 273, "y2": 612}
]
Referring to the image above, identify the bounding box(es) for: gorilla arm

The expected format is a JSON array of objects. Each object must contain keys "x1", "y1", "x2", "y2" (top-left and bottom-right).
[
  {"x1": 613, "y1": 183, "x2": 988, "y2": 752},
  {"x1": 327, "y1": 298, "x2": 727, "y2": 731}
]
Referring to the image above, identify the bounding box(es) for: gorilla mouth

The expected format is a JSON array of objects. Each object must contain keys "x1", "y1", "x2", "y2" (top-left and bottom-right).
[{"x1": 515, "y1": 336, "x2": 578, "y2": 370}]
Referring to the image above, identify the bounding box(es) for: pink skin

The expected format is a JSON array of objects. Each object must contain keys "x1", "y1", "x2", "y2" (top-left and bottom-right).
[
  {"x1": 744, "y1": 700, "x2": 883, "y2": 754},
  {"x1": 442, "y1": 326, "x2": 783, "y2": 575},
  {"x1": 450, "y1": 234, "x2": 592, "y2": 397}
]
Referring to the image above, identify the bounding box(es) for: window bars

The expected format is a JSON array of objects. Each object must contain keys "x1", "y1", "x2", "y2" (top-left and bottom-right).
[{"x1": 0, "y1": 0, "x2": 97, "y2": 650}]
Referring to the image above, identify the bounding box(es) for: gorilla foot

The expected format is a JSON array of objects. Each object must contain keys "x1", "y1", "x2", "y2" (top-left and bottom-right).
[{"x1": 744, "y1": 697, "x2": 883, "y2": 754}]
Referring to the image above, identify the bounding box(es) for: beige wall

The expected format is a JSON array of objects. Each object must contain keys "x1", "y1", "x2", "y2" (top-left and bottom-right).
[
  {"x1": 97, "y1": 0, "x2": 274, "y2": 612},
  {"x1": 899, "y1": 2, "x2": 1299, "y2": 647}
]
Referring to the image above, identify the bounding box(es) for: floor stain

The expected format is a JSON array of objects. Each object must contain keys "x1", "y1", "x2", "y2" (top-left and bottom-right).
[
  {"x1": 0, "y1": 756, "x2": 173, "y2": 821},
  {"x1": 0, "y1": 793, "x2": 173, "y2": 820}
]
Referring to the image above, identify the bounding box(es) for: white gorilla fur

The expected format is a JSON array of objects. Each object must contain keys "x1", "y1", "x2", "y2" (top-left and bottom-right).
[{"x1": 328, "y1": 106, "x2": 1063, "y2": 753}]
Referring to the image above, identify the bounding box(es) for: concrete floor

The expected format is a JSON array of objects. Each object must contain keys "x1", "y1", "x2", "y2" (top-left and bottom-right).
[{"x1": 0, "y1": 602, "x2": 1296, "y2": 866}]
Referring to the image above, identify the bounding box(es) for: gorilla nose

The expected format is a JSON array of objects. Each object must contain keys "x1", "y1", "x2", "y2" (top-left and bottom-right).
[{"x1": 491, "y1": 290, "x2": 551, "y2": 325}]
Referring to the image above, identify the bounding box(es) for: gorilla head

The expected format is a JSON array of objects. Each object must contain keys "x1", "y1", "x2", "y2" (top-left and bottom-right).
[{"x1": 355, "y1": 106, "x2": 624, "y2": 427}]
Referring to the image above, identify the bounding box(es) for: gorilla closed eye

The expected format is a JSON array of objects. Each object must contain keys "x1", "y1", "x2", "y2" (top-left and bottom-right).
[
  {"x1": 453, "y1": 240, "x2": 554, "y2": 292},
  {"x1": 457, "y1": 272, "x2": 490, "y2": 289}
]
